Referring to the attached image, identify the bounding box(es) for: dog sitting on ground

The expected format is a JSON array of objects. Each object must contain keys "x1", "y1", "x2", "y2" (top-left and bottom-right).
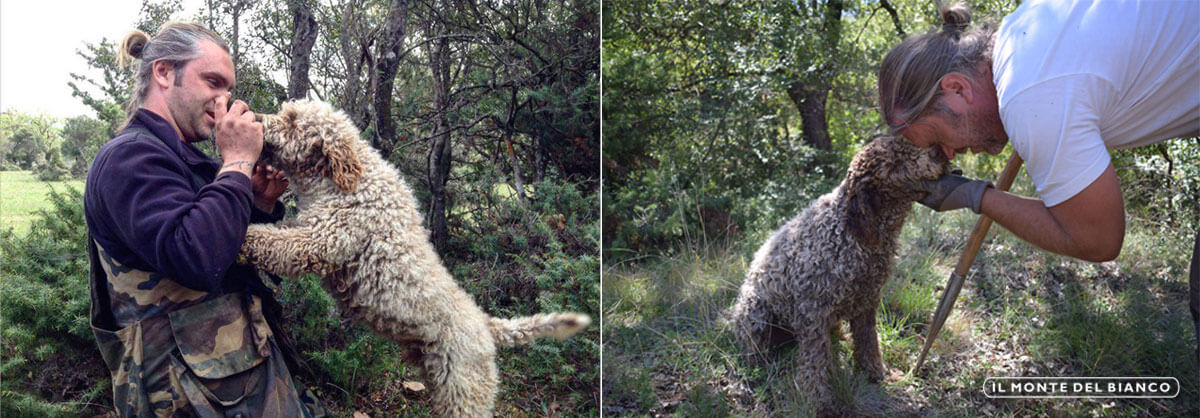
[
  {"x1": 239, "y1": 99, "x2": 590, "y2": 417},
  {"x1": 726, "y1": 135, "x2": 949, "y2": 411}
]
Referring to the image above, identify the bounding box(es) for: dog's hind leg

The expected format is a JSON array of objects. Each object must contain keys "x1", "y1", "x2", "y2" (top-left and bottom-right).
[
  {"x1": 729, "y1": 285, "x2": 777, "y2": 363},
  {"x1": 416, "y1": 310, "x2": 498, "y2": 418},
  {"x1": 357, "y1": 270, "x2": 501, "y2": 418}
]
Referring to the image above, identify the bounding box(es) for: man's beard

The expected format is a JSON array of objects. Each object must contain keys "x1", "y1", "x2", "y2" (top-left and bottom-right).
[
  {"x1": 948, "y1": 107, "x2": 1008, "y2": 155},
  {"x1": 967, "y1": 109, "x2": 1008, "y2": 154},
  {"x1": 169, "y1": 93, "x2": 214, "y2": 143}
]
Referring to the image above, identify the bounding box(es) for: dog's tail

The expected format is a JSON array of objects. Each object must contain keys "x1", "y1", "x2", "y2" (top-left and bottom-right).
[{"x1": 488, "y1": 313, "x2": 590, "y2": 347}]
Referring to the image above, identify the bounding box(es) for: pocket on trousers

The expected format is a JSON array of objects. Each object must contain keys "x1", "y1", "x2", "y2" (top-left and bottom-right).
[{"x1": 168, "y1": 293, "x2": 267, "y2": 379}]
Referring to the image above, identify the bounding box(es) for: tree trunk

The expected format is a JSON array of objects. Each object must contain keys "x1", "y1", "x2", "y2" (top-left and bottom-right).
[
  {"x1": 224, "y1": 0, "x2": 249, "y2": 98},
  {"x1": 786, "y1": 83, "x2": 832, "y2": 150},
  {"x1": 534, "y1": 135, "x2": 546, "y2": 184},
  {"x1": 503, "y1": 86, "x2": 527, "y2": 202},
  {"x1": 371, "y1": 0, "x2": 409, "y2": 155},
  {"x1": 230, "y1": 6, "x2": 241, "y2": 70},
  {"x1": 286, "y1": 0, "x2": 318, "y2": 100},
  {"x1": 337, "y1": 0, "x2": 370, "y2": 129},
  {"x1": 224, "y1": 0, "x2": 252, "y2": 71},
  {"x1": 427, "y1": 34, "x2": 453, "y2": 253},
  {"x1": 786, "y1": 0, "x2": 842, "y2": 151}
]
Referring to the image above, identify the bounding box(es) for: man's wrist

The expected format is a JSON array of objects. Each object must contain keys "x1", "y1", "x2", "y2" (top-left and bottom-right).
[
  {"x1": 964, "y1": 181, "x2": 993, "y2": 214},
  {"x1": 218, "y1": 159, "x2": 256, "y2": 178}
]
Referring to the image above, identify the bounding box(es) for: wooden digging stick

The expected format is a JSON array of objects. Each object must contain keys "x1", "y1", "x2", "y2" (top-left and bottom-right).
[{"x1": 911, "y1": 153, "x2": 1024, "y2": 374}]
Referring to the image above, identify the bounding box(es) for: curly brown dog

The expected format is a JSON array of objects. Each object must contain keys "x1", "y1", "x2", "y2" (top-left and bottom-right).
[
  {"x1": 727, "y1": 135, "x2": 949, "y2": 411},
  {"x1": 240, "y1": 99, "x2": 590, "y2": 417}
]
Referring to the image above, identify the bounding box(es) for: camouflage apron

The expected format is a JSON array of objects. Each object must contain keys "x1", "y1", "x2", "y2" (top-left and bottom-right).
[{"x1": 88, "y1": 238, "x2": 326, "y2": 417}]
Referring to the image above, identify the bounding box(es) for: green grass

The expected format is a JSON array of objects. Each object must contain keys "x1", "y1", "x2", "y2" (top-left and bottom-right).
[
  {"x1": 603, "y1": 169, "x2": 1199, "y2": 416},
  {"x1": 1, "y1": 171, "x2": 84, "y2": 236}
]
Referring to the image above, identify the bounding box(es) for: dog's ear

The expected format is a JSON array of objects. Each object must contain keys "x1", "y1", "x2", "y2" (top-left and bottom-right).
[
  {"x1": 845, "y1": 180, "x2": 882, "y2": 247},
  {"x1": 322, "y1": 132, "x2": 362, "y2": 193}
]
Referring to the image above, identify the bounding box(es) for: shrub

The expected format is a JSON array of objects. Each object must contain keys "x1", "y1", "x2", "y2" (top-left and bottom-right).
[
  {"x1": 1116, "y1": 138, "x2": 1200, "y2": 234},
  {"x1": 445, "y1": 178, "x2": 600, "y2": 415},
  {"x1": 34, "y1": 151, "x2": 72, "y2": 182},
  {"x1": 0, "y1": 187, "x2": 108, "y2": 417},
  {"x1": 271, "y1": 271, "x2": 409, "y2": 411},
  {"x1": 604, "y1": 140, "x2": 846, "y2": 260}
]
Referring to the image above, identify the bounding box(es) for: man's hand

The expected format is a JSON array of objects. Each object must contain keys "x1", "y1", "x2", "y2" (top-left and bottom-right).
[
  {"x1": 251, "y1": 164, "x2": 289, "y2": 212},
  {"x1": 917, "y1": 170, "x2": 993, "y2": 213},
  {"x1": 213, "y1": 94, "x2": 263, "y2": 179}
]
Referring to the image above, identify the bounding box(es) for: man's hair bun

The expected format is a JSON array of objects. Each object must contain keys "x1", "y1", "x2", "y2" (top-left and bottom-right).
[
  {"x1": 117, "y1": 30, "x2": 150, "y2": 68},
  {"x1": 940, "y1": 2, "x2": 971, "y2": 35}
]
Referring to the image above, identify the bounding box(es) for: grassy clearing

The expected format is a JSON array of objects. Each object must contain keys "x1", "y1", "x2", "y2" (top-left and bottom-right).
[
  {"x1": 603, "y1": 172, "x2": 1198, "y2": 416},
  {"x1": 0, "y1": 171, "x2": 84, "y2": 236}
]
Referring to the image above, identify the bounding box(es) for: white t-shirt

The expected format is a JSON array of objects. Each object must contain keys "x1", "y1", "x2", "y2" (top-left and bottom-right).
[{"x1": 992, "y1": 0, "x2": 1199, "y2": 206}]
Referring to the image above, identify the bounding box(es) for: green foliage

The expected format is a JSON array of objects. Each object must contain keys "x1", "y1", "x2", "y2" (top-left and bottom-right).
[
  {"x1": 68, "y1": 37, "x2": 133, "y2": 139},
  {"x1": 1036, "y1": 278, "x2": 1194, "y2": 378},
  {"x1": 305, "y1": 330, "x2": 406, "y2": 405},
  {"x1": 272, "y1": 271, "x2": 407, "y2": 408},
  {"x1": 14, "y1": 0, "x2": 600, "y2": 414},
  {"x1": 59, "y1": 115, "x2": 109, "y2": 177},
  {"x1": 35, "y1": 151, "x2": 72, "y2": 182},
  {"x1": 0, "y1": 112, "x2": 60, "y2": 171},
  {"x1": 602, "y1": 0, "x2": 904, "y2": 258},
  {"x1": 275, "y1": 273, "x2": 340, "y2": 347},
  {"x1": 1115, "y1": 137, "x2": 1200, "y2": 237},
  {"x1": 444, "y1": 177, "x2": 601, "y2": 415},
  {"x1": 0, "y1": 390, "x2": 77, "y2": 418},
  {"x1": 0, "y1": 187, "x2": 108, "y2": 416},
  {"x1": 602, "y1": 245, "x2": 745, "y2": 415},
  {"x1": 601, "y1": 361, "x2": 656, "y2": 413},
  {"x1": 449, "y1": 178, "x2": 598, "y2": 311}
]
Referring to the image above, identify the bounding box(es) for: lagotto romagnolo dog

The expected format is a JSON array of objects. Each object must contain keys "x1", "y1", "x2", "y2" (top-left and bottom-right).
[
  {"x1": 239, "y1": 99, "x2": 590, "y2": 417},
  {"x1": 726, "y1": 135, "x2": 949, "y2": 411}
]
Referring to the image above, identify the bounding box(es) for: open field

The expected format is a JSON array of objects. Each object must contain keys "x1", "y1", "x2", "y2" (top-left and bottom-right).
[{"x1": 0, "y1": 171, "x2": 85, "y2": 236}]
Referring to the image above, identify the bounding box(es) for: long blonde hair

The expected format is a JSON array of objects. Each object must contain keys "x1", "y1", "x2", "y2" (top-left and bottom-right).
[
  {"x1": 117, "y1": 22, "x2": 229, "y2": 128},
  {"x1": 877, "y1": 2, "x2": 994, "y2": 133}
]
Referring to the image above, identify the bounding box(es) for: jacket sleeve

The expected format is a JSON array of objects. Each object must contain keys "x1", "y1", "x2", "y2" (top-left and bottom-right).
[{"x1": 95, "y1": 138, "x2": 254, "y2": 291}]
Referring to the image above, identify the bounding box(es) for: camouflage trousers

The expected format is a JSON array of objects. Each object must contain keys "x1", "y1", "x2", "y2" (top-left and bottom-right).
[
  {"x1": 89, "y1": 239, "x2": 326, "y2": 417},
  {"x1": 91, "y1": 292, "x2": 327, "y2": 417}
]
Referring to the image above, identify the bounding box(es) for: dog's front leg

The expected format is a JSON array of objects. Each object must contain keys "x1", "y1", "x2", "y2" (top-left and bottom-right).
[
  {"x1": 793, "y1": 316, "x2": 835, "y2": 414},
  {"x1": 850, "y1": 308, "x2": 887, "y2": 383},
  {"x1": 241, "y1": 224, "x2": 336, "y2": 277}
]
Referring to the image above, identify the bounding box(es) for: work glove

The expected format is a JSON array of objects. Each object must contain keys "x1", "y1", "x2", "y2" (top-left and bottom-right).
[{"x1": 917, "y1": 169, "x2": 992, "y2": 213}]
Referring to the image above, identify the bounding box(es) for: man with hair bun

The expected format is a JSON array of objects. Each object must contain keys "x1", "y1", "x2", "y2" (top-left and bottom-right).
[
  {"x1": 84, "y1": 21, "x2": 325, "y2": 416},
  {"x1": 878, "y1": 0, "x2": 1199, "y2": 377}
]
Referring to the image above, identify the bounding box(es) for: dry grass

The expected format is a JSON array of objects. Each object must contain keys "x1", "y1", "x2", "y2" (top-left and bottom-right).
[{"x1": 603, "y1": 176, "x2": 1198, "y2": 416}]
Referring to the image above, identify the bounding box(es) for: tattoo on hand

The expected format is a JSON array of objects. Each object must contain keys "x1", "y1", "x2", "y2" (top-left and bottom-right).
[{"x1": 223, "y1": 160, "x2": 252, "y2": 171}]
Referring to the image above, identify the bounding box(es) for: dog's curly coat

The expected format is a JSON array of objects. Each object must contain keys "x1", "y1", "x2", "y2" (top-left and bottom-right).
[
  {"x1": 240, "y1": 99, "x2": 590, "y2": 417},
  {"x1": 727, "y1": 135, "x2": 948, "y2": 410}
]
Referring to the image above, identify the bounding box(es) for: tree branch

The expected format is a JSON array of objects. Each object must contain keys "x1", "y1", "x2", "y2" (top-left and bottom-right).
[{"x1": 879, "y1": 0, "x2": 907, "y2": 39}]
